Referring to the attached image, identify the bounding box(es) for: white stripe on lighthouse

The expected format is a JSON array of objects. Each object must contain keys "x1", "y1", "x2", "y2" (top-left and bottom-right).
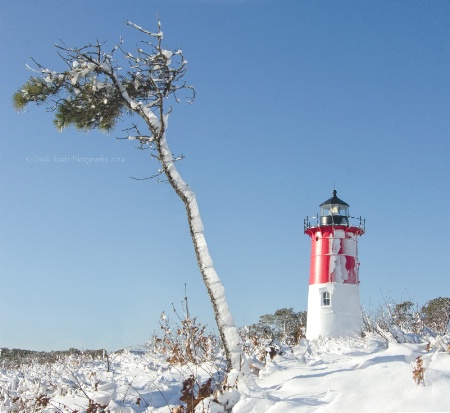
[{"x1": 306, "y1": 283, "x2": 362, "y2": 340}]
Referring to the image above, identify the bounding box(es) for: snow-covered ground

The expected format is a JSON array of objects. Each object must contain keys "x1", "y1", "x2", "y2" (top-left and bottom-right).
[
  {"x1": 1, "y1": 335, "x2": 450, "y2": 413},
  {"x1": 235, "y1": 337, "x2": 450, "y2": 413}
]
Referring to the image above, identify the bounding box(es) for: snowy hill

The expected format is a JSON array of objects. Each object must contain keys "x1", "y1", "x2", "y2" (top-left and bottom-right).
[
  {"x1": 1, "y1": 335, "x2": 449, "y2": 413},
  {"x1": 238, "y1": 338, "x2": 450, "y2": 412}
]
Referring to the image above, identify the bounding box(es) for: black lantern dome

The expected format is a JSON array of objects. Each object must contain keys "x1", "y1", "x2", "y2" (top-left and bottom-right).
[{"x1": 319, "y1": 190, "x2": 349, "y2": 226}]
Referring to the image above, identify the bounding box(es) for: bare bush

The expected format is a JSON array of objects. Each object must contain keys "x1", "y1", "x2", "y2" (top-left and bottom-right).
[
  {"x1": 148, "y1": 296, "x2": 221, "y2": 367},
  {"x1": 412, "y1": 356, "x2": 425, "y2": 386},
  {"x1": 363, "y1": 296, "x2": 450, "y2": 349}
]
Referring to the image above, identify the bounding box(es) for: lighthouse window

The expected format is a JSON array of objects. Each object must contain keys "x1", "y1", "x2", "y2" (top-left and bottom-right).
[{"x1": 322, "y1": 291, "x2": 331, "y2": 306}]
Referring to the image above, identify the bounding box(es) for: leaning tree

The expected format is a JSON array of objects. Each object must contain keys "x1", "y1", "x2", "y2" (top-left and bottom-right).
[{"x1": 13, "y1": 21, "x2": 245, "y2": 374}]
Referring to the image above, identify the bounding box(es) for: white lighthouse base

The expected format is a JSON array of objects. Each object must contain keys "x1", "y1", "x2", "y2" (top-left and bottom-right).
[{"x1": 306, "y1": 283, "x2": 362, "y2": 340}]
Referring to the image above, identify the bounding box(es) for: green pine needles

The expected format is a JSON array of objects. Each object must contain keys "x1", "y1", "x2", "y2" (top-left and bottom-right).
[
  {"x1": 12, "y1": 20, "x2": 192, "y2": 135},
  {"x1": 13, "y1": 76, "x2": 62, "y2": 111},
  {"x1": 13, "y1": 68, "x2": 138, "y2": 132},
  {"x1": 13, "y1": 64, "x2": 123, "y2": 132}
]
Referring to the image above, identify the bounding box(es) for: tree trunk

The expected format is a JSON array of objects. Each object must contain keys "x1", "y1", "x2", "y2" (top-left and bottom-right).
[{"x1": 157, "y1": 120, "x2": 243, "y2": 372}]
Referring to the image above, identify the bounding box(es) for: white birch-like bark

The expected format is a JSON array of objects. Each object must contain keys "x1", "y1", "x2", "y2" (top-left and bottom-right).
[{"x1": 157, "y1": 118, "x2": 243, "y2": 372}]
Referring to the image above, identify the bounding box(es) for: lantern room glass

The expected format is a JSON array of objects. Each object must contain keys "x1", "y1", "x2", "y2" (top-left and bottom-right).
[
  {"x1": 320, "y1": 204, "x2": 349, "y2": 217},
  {"x1": 320, "y1": 203, "x2": 349, "y2": 226}
]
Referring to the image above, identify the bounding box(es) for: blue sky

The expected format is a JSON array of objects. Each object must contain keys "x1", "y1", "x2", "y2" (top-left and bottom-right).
[{"x1": 1, "y1": 1, "x2": 449, "y2": 351}]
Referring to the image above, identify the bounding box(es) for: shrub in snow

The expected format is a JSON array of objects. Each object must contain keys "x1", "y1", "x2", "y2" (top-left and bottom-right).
[
  {"x1": 421, "y1": 297, "x2": 450, "y2": 335},
  {"x1": 412, "y1": 356, "x2": 425, "y2": 386},
  {"x1": 0, "y1": 350, "x2": 157, "y2": 413},
  {"x1": 150, "y1": 309, "x2": 220, "y2": 367},
  {"x1": 145, "y1": 299, "x2": 248, "y2": 412},
  {"x1": 244, "y1": 308, "x2": 306, "y2": 347},
  {"x1": 239, "y1": 324, "x2": 293, "y2": 372},
  {"x1": 170, "y1": 370, "x2": 243, "y2": 413},
  {"x1": 177, "y1": 375, "x2": 214, "y2": 413},
  {"x1": 362, "y1": 297, "x2": 450, "y2": 347}
]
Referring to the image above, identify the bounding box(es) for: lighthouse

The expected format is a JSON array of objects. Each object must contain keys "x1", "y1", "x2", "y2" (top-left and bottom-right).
[{"x1": 304, "y1": 190, "x2": 365, "y2": 340}]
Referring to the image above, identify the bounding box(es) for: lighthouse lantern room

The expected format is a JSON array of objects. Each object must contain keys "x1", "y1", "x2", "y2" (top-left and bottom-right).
[{"x1": 304, "y1": 190, "x2": 365, "y2": 340}]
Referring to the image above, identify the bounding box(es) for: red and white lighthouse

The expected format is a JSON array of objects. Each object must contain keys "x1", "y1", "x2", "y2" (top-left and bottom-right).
[{"x1": 304, "y1": 190, "x2": 365, "y2": 340}]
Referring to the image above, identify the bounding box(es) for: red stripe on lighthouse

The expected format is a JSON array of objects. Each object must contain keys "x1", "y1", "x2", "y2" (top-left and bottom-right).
[{"x1": 305, "y1": 226, "x2": 363, "y2": 285}]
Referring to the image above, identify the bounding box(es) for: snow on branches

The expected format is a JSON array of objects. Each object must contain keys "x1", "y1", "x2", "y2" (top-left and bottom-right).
[{"x1": 13, "y1": 20, "x2": 194, "y2": 139}]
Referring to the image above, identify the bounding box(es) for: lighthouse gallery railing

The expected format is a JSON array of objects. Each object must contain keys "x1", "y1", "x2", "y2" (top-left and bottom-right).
[{"x1": 304, "y1": 215, "x2": 366, "y2": 232}]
